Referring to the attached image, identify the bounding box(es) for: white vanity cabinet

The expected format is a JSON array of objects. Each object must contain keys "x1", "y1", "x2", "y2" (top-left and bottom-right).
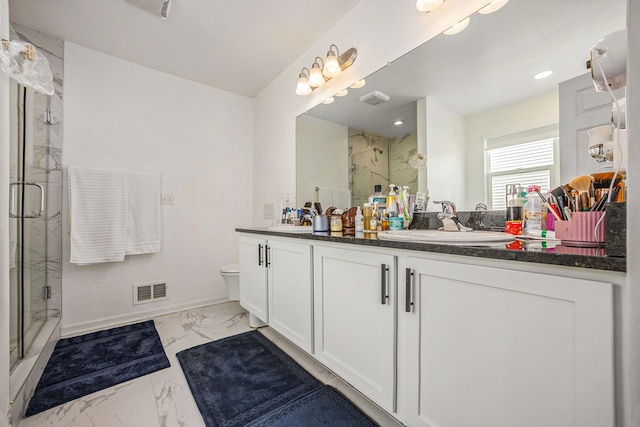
[
  {"x1": 313, "y1": 244, "x2": 396, "y2": 414},
  {"x1": 397, "y1": 256, "x2": 615, "y2": 427},
  {"x1": 238, "y1": 235, "x2": 313, "y2": 352}
]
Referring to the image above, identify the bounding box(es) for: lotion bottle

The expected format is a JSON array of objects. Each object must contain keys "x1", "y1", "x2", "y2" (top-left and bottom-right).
[{"x1": 355, "y1": 206, "x2": 364, "y2": 232}]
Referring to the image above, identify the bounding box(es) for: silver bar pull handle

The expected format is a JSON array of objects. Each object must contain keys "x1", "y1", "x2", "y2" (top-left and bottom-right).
[
  {"x1": 381, "y1": 264, "x2": 389, "y2": 305},
  {"x1": 405, "y1": 268, "x2": 414, "y2": 313},
  {"x1": 9, "y1": 182, "x2": 44, "y2": 218},
  {"x1": 9, "y1": 182, "x2": 19, "y2": 218},
  {"x1": 258, "y1": 244, "x2": 263, "y2": 266}
]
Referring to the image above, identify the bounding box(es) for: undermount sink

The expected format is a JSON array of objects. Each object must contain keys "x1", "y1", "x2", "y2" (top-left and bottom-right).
[
  {"x1": 377, "y1": 229, "x2": 515, "y2": 245},
  {"x1": 267, "y1": 224, "x2": 313, "y2": 233}
]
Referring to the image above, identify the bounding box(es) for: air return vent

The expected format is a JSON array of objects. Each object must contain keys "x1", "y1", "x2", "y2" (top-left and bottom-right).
[
  {"x1": 133, "y1": 281, "x2": 168, "y2": 305},
  {"x1": 358, "y1": 91, "x2": 390, "y2": 105}
]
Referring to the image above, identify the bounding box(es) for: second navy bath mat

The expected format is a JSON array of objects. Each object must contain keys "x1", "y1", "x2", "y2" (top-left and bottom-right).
[
  {"x1": 177, "y1": 330, "x2": 378, "y2": 426},
  {"x1": 26, "y1": 320, "x2": 170, "y2": 416}
]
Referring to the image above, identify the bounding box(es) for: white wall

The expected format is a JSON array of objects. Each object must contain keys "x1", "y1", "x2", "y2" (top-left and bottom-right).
[
  {"x1": 464, "y1": 89, "x2": 559, "y2": 208},
  {"x1": 425, "y1": 98, "x2": 466, "y2": 209},
  {"x1": 61, "y1": 43, "x2": 253, "y2": 335},
  {"x1": 296, "y1": 114, "x2": 348, "y2": 206},
  {"x1": 0, "y1": 0, "x2": 11, "y2": 424}
]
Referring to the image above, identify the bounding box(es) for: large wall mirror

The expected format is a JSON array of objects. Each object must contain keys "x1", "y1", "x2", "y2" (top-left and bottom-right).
[{"x1": 296, "y1": 0, "x2": 626, "y2": 211}]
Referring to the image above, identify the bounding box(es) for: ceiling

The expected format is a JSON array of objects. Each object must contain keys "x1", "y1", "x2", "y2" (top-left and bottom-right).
[
  {"x1": 7, "y1": 0, "x2": 362, "y2": 97},
  {"x1": 304, "y1": 0, "x2": 627, "y2": 138}
]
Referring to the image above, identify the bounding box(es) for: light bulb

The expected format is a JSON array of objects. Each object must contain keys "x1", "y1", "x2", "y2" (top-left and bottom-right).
[
  {"x1": 335, "y1": 89, "x2": 348, "y2": 97},
  {"x1": 323, "y1": 50, "x2": 341, "y2": 78},
  {"x1": 309, "y1": 63, "x2": 325, "y2": 88},
  {"x1": 443, "y1": 17, "x2": 470, "y2": 35},
  {"x1": 322, "y1": 97, "x2": 335, "y2": 104},
  {"x1": 416, "y1": 0, "x2": 445, "y2": 13},
  {"x1": 296, "y1": 73, "x2": 312, "y2": 96}
]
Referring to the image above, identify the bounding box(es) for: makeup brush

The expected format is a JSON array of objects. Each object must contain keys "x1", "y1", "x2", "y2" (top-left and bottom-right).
[{"x1": 568, "y1": 175, "x2": 593, "y2": 193}]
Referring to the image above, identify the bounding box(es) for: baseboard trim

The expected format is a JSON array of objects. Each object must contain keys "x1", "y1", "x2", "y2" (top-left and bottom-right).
[{"x1": 60, "y1": 297, "x2": 229, "y2": 337}]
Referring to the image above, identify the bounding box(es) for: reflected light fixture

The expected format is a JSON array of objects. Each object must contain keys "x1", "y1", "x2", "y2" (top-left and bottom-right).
[
  {"x1": 322, "y1": 97, "x2": 335, "y2": 104},
  {"x1": 335, "y1": 89, "x2": 349, "y2": 97},
  {"x1": 444, "y1": 17, "x2": 470, "y2": 35},
  {"x1": 416, "y1": 0, "x2": 445, "y2": 13},
  {"x1": 478, "y1": 0, "x2": 509, "y2": 14},
  {"x1": 350, "y1": 79, "x2": 366, "y2": 89},
  {"x1": 393, "y1": 120, "x2": 405, "y2": 126},
  {"x1": 295, "y1": 45, "x2": 358, "y2": 95},
  {"x1": 296, "y1": 67, "x2": 312, "y2": 95},
  {"x1": 534, "y1": 70, "x2": 553, "y2": 80}
]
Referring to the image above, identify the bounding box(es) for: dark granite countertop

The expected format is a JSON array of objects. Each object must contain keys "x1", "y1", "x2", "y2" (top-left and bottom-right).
[{"x1": 236, "y1": 227, "x2": 626, "y2": 273}]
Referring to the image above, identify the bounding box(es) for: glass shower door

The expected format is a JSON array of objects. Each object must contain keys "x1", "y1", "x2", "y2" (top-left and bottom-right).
[{"x1": 9, "y1": 83, "x2": 49, "y2": 370}]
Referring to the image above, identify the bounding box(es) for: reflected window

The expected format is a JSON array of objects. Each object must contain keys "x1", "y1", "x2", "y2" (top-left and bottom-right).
[{"x1": 486, "y1": 128, "x2": 559, "y2": 210}]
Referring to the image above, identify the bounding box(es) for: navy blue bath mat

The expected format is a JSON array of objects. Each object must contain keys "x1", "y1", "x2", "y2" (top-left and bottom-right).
[
  {"x1": 26, "y1": 320, "x2": 170, "y2": 416},
  {"x1": 246, "y1": 385, "x2": 378, "y2": 427},
  {"x1": 177, "y1": 330, "x2": 377, "y2": 426}
]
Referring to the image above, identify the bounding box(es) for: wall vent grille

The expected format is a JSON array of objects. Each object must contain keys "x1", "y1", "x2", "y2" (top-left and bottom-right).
[{"x1": 133, "y1": 281, "x2": 168, "y2": 305}]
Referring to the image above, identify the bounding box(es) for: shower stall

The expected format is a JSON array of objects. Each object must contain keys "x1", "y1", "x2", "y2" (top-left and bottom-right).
[{"x1": 7, "y1": 24, "x2": 63, "y2": 422}]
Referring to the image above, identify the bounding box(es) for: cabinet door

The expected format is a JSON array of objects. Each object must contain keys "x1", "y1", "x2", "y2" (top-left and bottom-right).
[
  {"x1": 267, "y1": 239, "x2": 313, "y2": 353},
  {"x1": 313, "y1": 245, "x2": 396, "y2": 413},
  {"x1": 400, "y1": 257, "x2": 614, "y2": 427},
  {"x1": 238, "y1": 236, "x2": 268, "y2": 323}
]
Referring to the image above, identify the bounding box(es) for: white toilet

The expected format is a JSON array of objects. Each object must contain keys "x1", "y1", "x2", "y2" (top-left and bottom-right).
[
  {"x1": 219, "y1": 263, "x2": 266, "y2": 328},
  {"x1": 220, "y1": 263, "x2": 240, "y2": 301}
]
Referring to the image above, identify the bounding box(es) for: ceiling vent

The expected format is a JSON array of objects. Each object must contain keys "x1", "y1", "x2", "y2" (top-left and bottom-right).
[{"x1": 358, "y1": 91, "x2": 390, "y2": 106}]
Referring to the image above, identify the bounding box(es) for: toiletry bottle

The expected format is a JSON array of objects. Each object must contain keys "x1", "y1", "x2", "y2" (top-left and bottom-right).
[
  {"x1": 386, "y1": 185, "x2": 398, "y2": 217},
  {"x1": 362, "y1": 203, "x2": 373, "y2": 231},
  {"x1": 355, "y1": 207, "x2": 364, "y2": 232},
  {"x1": 523, "y1": 185, "x2": 545, "y2": 234},
  {"x1": 368, "y1": 185, "x2": 387, "y2": 209}
]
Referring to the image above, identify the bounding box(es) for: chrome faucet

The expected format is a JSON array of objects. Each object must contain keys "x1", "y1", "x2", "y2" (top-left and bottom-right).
[{"x1": 433, "y1": 200, "x2": 473, "y2": 232}]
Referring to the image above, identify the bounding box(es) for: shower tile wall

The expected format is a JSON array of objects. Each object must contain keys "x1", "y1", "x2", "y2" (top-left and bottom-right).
[{"x1": 349, "y1": 129, "x2": 417, "y2": 207}]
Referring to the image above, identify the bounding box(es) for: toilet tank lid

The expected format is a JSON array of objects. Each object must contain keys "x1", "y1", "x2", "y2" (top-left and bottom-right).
[{"x1": 220, "y1": 263, "x2": 240, "y2": 273}]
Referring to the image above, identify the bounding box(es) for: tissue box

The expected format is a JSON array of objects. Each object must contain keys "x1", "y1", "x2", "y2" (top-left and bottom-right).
[{"x1": 554, "y1": 211, "x2": 606, "y2": 247}]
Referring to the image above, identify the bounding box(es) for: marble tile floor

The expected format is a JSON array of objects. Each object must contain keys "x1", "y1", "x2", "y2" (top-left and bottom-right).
[{"x1": 18, "y1": 302, "x2": 402, "y2": 427}]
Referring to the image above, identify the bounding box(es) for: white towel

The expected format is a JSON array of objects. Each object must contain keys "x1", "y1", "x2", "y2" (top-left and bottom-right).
[
  {"x1": 317, "y1": 187, "x2": 352, "y2": 210},
  {"x1": 69, "y1": 166, "x2": 128, "y2": 264},
  {"x1": 126, "y1": 171, "x2": 161, "y2": 255}
]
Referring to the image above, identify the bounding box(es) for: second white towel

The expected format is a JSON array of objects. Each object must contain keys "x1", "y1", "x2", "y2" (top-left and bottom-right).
[{"x1": 126, "y1": 171, "x2": 161, "y2": 255}]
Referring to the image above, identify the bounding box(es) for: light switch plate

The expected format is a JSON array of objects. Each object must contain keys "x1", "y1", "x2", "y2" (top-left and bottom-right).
[{"x1": 264, "y1": 203, "x2": 275, "y2": 219}]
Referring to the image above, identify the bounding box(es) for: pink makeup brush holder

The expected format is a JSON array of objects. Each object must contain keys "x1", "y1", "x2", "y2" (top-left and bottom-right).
[{"x1": 554, "y1": 211, "x2": 606, "y2": 247}]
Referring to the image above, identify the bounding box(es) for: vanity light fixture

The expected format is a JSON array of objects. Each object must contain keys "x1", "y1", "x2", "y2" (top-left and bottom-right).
[
  {"x1": 296, "y1": 67, "x2": 312, "y2": 96},
  {"x1": 478, "y1": 0, "x2": 509, "y2": 14},
  {"x1": 335, "y1": 89, "x2": 349, "y2": 97},
  {"x1": 295, "y1": 45, "x2": 358, "y2": 95},
  {"x1": 443, "y1": 17, "x2": 470, "y2": 35},
  {"x1": 322, "y1": 97, "x2": 335, "y2": 104},
  {"x1": 416, "y1": 0, "x2": 445, "y2": 13},
  {"x1": 309, "y1": 58, "x2": 326, "y2": 88},
  {"x1": 323, "y1": 44, "x2": 342, "y2": 77},
  {"x1": 350, "y1": 79, "x2": 366, "y2": 89},
  {"x1": 534, "y1": 70, "x2": 553, "y2": 80}
]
